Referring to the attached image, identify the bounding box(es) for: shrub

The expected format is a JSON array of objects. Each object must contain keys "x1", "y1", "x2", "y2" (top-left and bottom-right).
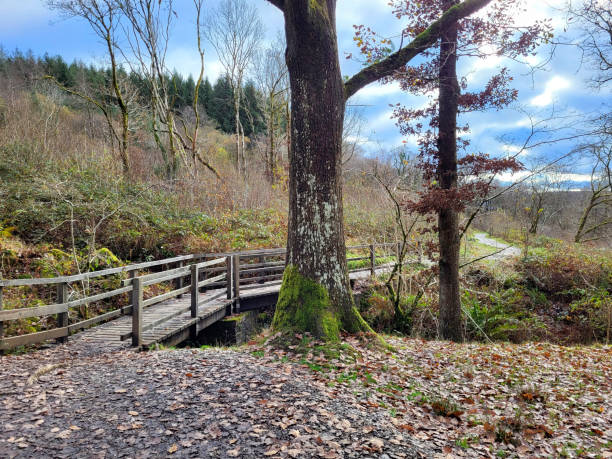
[
  {"x1": 568, "y1": 289, "x2": 611, "y2": 343},
  {"x1": 520, "y1": 246, "x2": 611, "y2": 297}
]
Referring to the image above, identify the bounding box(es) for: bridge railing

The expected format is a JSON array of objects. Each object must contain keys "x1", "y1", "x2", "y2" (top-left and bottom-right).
[
  {"x1": 0, "y1": 254, "x2": 207, "y2": 351},
  {"x1": 0, "y1": 243, "x2": 400, "y2": 351},
  {"x1": 125, "y1": 257, "x2": 230, "y2": 347}
]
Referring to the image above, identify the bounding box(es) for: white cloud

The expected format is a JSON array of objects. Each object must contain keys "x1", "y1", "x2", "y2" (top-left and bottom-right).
[
  {"x1": 530, "y1": 76, "x2": 571, "y2": 106},
  {"x1": 495, "y1": 171, "x2": 592, "y2": 184},
  {"x1": 358, "y1": 81, "x2": 402, "y2": 100},
  {"x1": 550, "y1": 173, "x2": 592, "y2": 183},
  {"x1": 345, "y1": 135, "x2": 370, "y2": 144},
  {"x1": 502, "y1": 144, "x2": 524, "y2": 155},
  {"x1": 477, "y1": 0, "x2": 567, "y2": 30},
  {"x1": 369, "y1": 109, "x2": 396, "y2": 131}
]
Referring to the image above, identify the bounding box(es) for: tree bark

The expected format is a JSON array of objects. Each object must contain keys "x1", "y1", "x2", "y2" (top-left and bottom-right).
[
  {"x1": 272, "y1": 0, "x2": 368, "y2": 339},
  {"x1": 437, "y1": 0, "x2": 463, "y2": 342}
]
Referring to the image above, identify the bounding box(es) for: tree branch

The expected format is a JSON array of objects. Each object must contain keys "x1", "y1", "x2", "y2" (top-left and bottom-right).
[
  {"x1": 344, "y1": 0, "x2": 493, "y2": 100},
  {"x1": 266, "y1": 0, "x2": 284, "y2": 10}
]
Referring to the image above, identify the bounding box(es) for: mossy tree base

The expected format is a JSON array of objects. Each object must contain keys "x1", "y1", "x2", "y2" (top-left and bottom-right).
[{"x1": 272, "y1": 265, "x2": 372, "y2": 341}]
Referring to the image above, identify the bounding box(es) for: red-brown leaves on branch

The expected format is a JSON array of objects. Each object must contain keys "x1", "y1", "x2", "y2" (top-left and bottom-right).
[
  {"x1": 458, "y1": 69, "x2": 519, "y2": 113},
  {"x1": 353, "y1": 0, "x2": 550, "y2": 221},
  {"x1": 458, "y1": 154, "x2": 523, "y2": 177}
]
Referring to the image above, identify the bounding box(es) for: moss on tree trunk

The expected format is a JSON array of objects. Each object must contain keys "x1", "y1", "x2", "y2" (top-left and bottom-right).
[{"x1": 272, "y1": 265, "x2": 340, "y2": 340}]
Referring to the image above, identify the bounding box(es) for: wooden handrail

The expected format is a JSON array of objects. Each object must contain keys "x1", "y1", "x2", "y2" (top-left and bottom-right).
[
  {"x1": 0, "y1": 243, "x2": 396, "y2": 287},
  {"x1": 0, "y1": 254, "x2": 201, "y2": 287}
]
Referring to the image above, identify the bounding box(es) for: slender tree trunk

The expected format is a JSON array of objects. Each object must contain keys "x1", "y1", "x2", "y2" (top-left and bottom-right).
[
  {"x1": 167, "y1": 110, "x2": 179, "y2": 179},
  {"x1": 285, "y1": 100, "x2": 291, "y2": 161},
  {"x1": 437, "y1": 0, "x2": 462, "y2": 342},
  {"x1": 575, "y1": 196, "x2": 596, "y2": 242},
  {"x1": 272, "y1": 0, "x2": 369, "y2": 339},
  {"x1": 234, "y1": 86, "x2": 243, "y2": 175},
  {"x1": 528, "y1": 193, "x2": 543, "y2": 234},
  {"x1": 108, "y1": 41, "x2": 130, "y2": 177},
  {"x1": 267, "y1": 96, "x2": 275, "y2": 182},
  {"x1": 529, "y1": 212, "x2": 541, "y2": 234},
  {"x1": 240, "y1": 120, "x2": 247, "y2": 175}
]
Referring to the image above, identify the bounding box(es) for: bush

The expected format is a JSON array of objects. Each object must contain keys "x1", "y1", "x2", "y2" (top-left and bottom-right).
[
  {"x1": 519, "y1": 245, "x2": 611, "y2": 298},
  {"x1": 0, "y1": 143, "x2": 287, "y2": 261},
  {"x1": 568, "y1": 289, "x2": 611, "y2": 343},
  {"x1": 359, "y1": 286, "x2": 434, "y2": 337},
  {"x1": 463, "y1": 291, "x2": 546, "y2": 343}
]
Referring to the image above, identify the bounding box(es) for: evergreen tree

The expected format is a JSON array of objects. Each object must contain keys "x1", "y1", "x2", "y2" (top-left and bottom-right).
[
  {"x1": 241, "y1": 81, "x2": 265, "y2": 136},
  {"x1": 184, "y1": 74, "x2": 195, "y2": 108},
  {"x1": 199, "y1": 77, "x2": 213, "y2": 118},
  {"x1": 210, "y1": 74, "x2": 235, "y2": 133}
]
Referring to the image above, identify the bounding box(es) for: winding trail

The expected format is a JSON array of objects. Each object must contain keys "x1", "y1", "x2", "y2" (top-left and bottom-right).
[{"x1": 473, "y1": 232, "x2": 521, "y2": 260}]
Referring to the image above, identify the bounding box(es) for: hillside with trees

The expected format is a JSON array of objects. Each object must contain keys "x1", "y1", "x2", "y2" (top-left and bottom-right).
[{"x1": 0, "y1": 0, "x2": 610, "y2": 457}]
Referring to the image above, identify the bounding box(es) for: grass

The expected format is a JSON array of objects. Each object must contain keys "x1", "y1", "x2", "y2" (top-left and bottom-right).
[{"x1": 346, "y1": 252, "x2": 397, "y2": 271}]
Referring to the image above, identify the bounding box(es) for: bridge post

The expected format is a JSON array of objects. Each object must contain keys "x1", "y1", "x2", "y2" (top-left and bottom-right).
[
  {"x1": 369, "y1": 244, "x2": 376, "y2": 276},
  {"x1": 176, "y1": 260, "x2": 184, "y2": 298},
  {"x1": 56, "y1": 282, "x2": 69, "y2": 343},
  {"x1": 232, "y1": 255, "x2": 241, "y2": 313},
  {"x1": 225, "y1": 256, "x2": 232, "y2": 300},
  {"x1": 190, "y1": 264, "x2": 199, "y2": 318},
  {"x1": 128, "y1": 269, "x2": 138, "y2": 314},
  {"x1": 132, "y1": 277, "x2": 143, "y2": 347}
]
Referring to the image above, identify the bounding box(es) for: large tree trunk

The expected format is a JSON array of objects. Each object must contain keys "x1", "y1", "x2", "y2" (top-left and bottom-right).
[
  {"x1": 272, "y1": 0, "x2": 369, "y2": 339},
  {"x1": 437, "y1": 0, "x2": 463, "y2": 342}
]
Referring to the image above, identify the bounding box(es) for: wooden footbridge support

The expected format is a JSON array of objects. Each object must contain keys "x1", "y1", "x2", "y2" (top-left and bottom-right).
[{"x1": 0, "y1": 243, "x2": 399, "y2": 352}]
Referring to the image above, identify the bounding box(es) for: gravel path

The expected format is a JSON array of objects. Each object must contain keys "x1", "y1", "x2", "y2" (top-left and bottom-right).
[
  {"x1": 473, "y1": 233, "x2": 521, "y2": 260},
  {"x1": 0, "y1": 343, "x2": 431, "y2": 458}
]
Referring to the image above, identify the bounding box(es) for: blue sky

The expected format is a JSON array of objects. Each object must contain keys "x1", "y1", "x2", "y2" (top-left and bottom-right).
[{"x1": 1, "y1": 0, "x2": 609, "y2": 184}]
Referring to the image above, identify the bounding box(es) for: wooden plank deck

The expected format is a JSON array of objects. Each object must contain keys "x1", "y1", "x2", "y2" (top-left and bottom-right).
[{"x1": 75, "y1": 289, "x2": 230, "y2": 350}]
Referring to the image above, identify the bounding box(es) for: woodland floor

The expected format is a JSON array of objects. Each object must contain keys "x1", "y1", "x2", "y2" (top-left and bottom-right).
[{"x1": 0, "y1": 334, "x2": 610, "y2": 458}]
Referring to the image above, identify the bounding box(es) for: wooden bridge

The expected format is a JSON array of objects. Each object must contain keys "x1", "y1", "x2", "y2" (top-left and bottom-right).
[{"x1": 0, "y1": 243, "x2": 398, "y2": 351}]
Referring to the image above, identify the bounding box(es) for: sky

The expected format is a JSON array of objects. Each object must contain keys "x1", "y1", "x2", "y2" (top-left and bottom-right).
[{"x1": 1, "y1": 0, "x2": 610, "y2": 186}]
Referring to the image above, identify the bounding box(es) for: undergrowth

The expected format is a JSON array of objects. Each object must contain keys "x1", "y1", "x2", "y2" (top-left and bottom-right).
[{"x1": 359, "y1": 235, "x2": 611, "y2": 345}]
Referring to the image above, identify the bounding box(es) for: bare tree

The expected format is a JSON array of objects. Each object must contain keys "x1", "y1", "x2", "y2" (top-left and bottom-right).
[
  {"x1": 177, "y1": 0, "x2": 220, "y2": 179},
  {"x1": 522, "y1": 165, "x2": 570, "y2": 235},
  {"x1": 47, "y1": 0, "x2": 131, "y2": 175},
  {"x1": 253, "y1": 35, "x2": 288, "y2": 183},
  {"x1": 370, "y1": 164, "x2": 422, "y2": 316},
  {"x1": 118, "y1": 0, "x2": 186, "y2": 180},
  {"x1": 575, "y1": 143, "x2": 612, "y2": 242},
  {"x1": 203, "y1": 0, "x2": 263, "y2": 177},
  {"x1": 568, "y1": 0, "x2": 612, "y2": 88},
  {"x1": 342, "y1": 105, "x2": 368, "y2": 166}
]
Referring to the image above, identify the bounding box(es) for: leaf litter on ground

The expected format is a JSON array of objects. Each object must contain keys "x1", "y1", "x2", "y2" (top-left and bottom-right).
[{"x1": 0, "y1": 331, "x2": 610, "y2": 458}]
